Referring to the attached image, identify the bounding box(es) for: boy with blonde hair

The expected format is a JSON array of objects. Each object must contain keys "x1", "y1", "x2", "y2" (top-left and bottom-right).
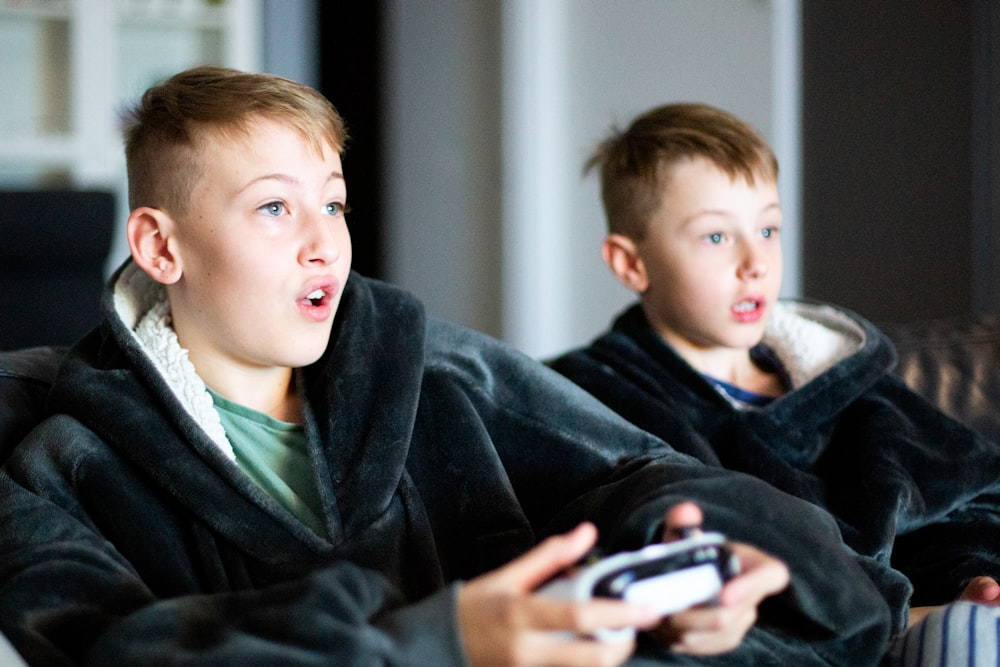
[
  {"x1": 548, "y1": 102, "x2": 1000, "y2": 664},
  {"x1": 0, "y1": 71, "x2": 891, "y2": 666}
]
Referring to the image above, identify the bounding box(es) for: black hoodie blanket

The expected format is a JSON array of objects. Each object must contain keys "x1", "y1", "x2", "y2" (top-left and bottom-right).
[
  {"x1": 0, "y1": 264, "x2": 891, "y2": 665},
  {"x1": 549, "y1": 301, "x2": 1000, "y2": 635}
]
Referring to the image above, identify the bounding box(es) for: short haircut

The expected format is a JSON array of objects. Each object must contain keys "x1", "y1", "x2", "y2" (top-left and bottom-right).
[
  {"x1": 121, "y1": 66, "x2": 348, "y2": 217},
  {"x1": 586, "y1": 103, "x2": 778, "y2": 241}
]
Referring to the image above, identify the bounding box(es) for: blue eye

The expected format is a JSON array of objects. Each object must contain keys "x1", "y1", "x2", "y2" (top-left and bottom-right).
[
  {"x1": 762, "y1": 226, "x2": 779, "y2": 239},
  {"x1": 707, "y1": 232, "x2": 724, "y2": 244},
  {"x1": 325, "y1": 202, "x2": 345, "y2": 216},
  {"x1": 259, "y1": 201, "x2": 285, "y2": 216}
]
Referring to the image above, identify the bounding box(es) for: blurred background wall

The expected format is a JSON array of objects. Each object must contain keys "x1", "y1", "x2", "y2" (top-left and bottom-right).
[
  {"x1": 343, "y1": 0, "x2": 799, "y2": 359},
  {"x1": 3, "y1": 0, "x2": 997, "y2": 356},
  {"x1": 369, "y1": 0, "x2": 999, "y2": 358}
]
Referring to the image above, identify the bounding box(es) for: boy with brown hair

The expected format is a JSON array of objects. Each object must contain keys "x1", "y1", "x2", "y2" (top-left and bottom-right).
[
  {"x1": 0, "y1": 70, "x2": 890, "y2": 666},
  {"x1": 548, "y1": 102, "x2": 1000, "y2": 663}
]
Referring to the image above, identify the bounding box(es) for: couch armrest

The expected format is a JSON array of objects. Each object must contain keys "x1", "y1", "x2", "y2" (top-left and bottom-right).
[
  {"x1": 885, "y1": 316, "x2": 1000, "y2": 443},
  {"x1": 0, "y1": 346, "x2": 66, "y2": 464}
]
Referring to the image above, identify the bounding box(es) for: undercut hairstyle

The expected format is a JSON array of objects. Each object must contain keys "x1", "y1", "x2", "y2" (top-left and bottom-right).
[
  {"x1": 586, "y1": 103, "x2": 778, "y2": 241},
  {"x1": 121, "y1": 66, "x2": 348, "y2": 217}
]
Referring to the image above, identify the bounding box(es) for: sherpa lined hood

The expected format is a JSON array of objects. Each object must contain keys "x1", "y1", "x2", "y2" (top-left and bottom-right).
[
  {"x1": 112, "y1": 260, "x2": 233, "y2": 459},
  {"x1": 763, "y1": 301, "x2": 868, "y2": 390}
]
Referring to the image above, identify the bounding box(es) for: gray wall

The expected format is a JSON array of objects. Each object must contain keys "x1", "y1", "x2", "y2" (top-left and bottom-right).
[
  {"x1": 801, "y1": 2, "x2": 999, "y2": 326},
  {"x1": 383, "y1": 2, "x2": 505, "y2": 339},
  {"x1": 801, "y1": 2, "x2": 974, "y2": 325},
  {"x1": 262, "y1": 0, "x2": 318, "y2": 89}
]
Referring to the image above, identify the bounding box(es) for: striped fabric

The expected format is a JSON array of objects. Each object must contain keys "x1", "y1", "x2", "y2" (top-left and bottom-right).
[{"x1": 887, "y1": 602, "x2": 1000, "y2": 666}]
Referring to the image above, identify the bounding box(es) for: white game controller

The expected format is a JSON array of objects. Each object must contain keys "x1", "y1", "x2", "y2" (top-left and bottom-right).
[{"x1": 537, "y1": 531, "x2": 740, "y2": 642}]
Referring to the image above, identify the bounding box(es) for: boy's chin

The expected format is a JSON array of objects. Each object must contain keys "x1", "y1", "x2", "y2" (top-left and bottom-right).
[
  {"x1": 295, "y1": 347, "x2": 330, "y2": 368},
  {"x1": 280, "y1": 337, "x2": 332, "y2": 369}
]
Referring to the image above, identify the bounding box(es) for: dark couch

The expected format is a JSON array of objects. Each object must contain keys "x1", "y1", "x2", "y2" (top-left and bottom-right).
[
  {"x1": 882, "y1": 315, "x2": 1000, "y2": 444},
  {"x1": 0, "y1": 345, "x2": 64, "y2": 464},
  {"x1": 0, "y1": 190, "x2": 114, "y2": 350}
]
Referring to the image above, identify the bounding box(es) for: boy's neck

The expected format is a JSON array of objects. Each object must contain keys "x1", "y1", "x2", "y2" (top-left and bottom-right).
[
  {"x1": 669, "y1": 340, "x2": 785, "y2": 398},
  {"x1": 191, "y1": 356, "x2": 302, "y2": 423},
  {"x1": 221, "y1": 376, "x2": 302, "y2": 423}
]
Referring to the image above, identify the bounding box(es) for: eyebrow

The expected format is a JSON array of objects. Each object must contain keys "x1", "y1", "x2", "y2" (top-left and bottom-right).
[
  {"x1": 681, "y1": 201, "x2": 781, "y2": 226},
  {"x1": 237, "y1": 170, "x2": 345, "y2": 194}
]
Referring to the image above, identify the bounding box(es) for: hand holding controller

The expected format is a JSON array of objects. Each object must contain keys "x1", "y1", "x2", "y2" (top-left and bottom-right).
[{"x1": 536, "y1": 531, "x2": 740, "y2": 642}]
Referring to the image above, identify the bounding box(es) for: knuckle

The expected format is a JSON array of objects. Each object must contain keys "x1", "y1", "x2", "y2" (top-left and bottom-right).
[
  {"x1": 492, "y1": 594, "x2": 520, "y2": 625},
  {"x1": 561, "y1": 603, "x2": 588, "y2": 630}
]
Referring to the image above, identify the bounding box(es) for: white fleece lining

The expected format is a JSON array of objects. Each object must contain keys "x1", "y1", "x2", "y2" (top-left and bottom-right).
[
  {"x1": 113, "y1": 263, "x2": 235, "y2": 461},
  {"x1": 763, "y1": 302, "x2": 865, "y2": 390}
]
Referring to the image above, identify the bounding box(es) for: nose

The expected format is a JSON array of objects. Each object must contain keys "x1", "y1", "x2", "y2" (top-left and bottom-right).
[
  {"x1": 737, "y1": 244, "x2": 767, "y2": 281},
  {"x1": 299, "y1": 212, "x2": 342, "y2": 266}
]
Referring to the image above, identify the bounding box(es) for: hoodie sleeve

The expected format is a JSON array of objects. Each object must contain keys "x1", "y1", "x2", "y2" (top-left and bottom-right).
[
  {"x1": 0, "y1": 464, "x2": 467, "y2": 667},
  {"x1": 422, "y1": 321, "x2": 894, "y2": 666},
  {"x1": 858, "y1": 375, "x2": 1000, "y2": 607}
]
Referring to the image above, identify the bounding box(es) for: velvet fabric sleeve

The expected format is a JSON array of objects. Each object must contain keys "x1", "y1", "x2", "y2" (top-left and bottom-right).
[
  {"x1": 0, "y1": 406, "x2": 891, "y2": 667},
  {"x1": 0, "y1": 464, "x2": 465, "y2": 666},
  {"x1": 415, "y1": 318, "x2": 893, "y2": 665},
  {"x1": 849, "y1": 374, "x2": 1000, "y2": 607},
  {"x1": 0, "y1": 452, "x2": 467, "y2": 667}
]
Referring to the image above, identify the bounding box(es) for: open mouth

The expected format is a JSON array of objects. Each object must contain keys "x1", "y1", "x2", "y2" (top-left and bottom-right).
[
  {"x1": 733, "y1": 299, "x2": 761, "y2": 314},
  {"x1": 732, "y1": 298, "x2": 767, "y2": 323},
  {"x1": 306, "y1": 288, "x2": 327, "y2": 307}
]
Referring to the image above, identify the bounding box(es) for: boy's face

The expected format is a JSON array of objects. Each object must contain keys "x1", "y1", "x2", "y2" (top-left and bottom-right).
[
  {"x1": 636, "y1": 156, "x2": 782, "y2": 356},
  {"x1": 165, "y1": 118, "x2": 352, "y2": 375}
]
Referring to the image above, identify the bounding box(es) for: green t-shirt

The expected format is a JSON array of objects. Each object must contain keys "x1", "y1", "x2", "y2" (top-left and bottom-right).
[{"x1": 209, "y1": 390, "x2": 325, "y2": 536}]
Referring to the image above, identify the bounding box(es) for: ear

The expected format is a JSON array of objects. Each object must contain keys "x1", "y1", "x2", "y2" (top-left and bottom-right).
[
  {"x1": 601, "y1": 233, "x2": 649, "y2": 293},
  {"x1": 127, "y1": 207, "x2": 182, "y2": 285}
]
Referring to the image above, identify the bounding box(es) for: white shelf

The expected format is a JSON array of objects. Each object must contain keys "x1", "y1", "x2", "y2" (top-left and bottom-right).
[
  {"x1": 0, "y1": 1, "x2": 72, "y2": 20},
  {"x1": 0, "y1": 0, "x2": 260, "y2": 188}
]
